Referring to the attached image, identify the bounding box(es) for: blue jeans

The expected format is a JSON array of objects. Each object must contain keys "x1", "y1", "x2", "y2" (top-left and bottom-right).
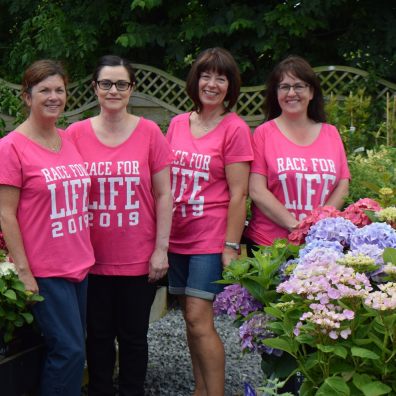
[
  {"x1": 32, "y1": 277, "x2": 88, "y2": 396},
  {"x1": 168, "y1": 253, "x2": 224, "y2": 301}
]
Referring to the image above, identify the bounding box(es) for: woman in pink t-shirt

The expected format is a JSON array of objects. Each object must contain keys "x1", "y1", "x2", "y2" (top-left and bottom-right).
[
  {"x1": 166, "y1": 48, "x2": 253, "y2": 395},
  {"x1": 0, "y1": 60, "x2": 95, "y2": 395},
  {"x1": 245, "y1": 56, "x2": 350, "y2": 251},
  {"x1": 67, "y1": 55, "x2": 173, "y2": 396}
]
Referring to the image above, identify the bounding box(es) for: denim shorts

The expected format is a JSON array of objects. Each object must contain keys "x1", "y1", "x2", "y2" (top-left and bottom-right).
[{"x1": 168, "y1": 253, "x2": 224, "y2": 301}]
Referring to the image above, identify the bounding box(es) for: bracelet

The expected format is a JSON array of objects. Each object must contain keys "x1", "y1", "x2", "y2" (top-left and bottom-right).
[{"x1": 224, "y1": 241, "x2": 240, "y2": 251}]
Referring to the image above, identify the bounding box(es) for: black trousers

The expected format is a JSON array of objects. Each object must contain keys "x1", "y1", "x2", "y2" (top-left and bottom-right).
[{"x1": 86, "y1": 274, "x2": 156, "y2": 396}]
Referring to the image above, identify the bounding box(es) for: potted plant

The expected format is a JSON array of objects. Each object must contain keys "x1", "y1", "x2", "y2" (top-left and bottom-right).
[{"x1": 0, "y1": 236, "x2": 44, "y2": 396}]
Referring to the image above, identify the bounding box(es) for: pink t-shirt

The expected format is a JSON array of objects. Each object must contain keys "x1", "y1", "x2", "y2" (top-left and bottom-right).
[
  {"x1": 166, "y1": 112, "x2": 253, "y2": 254},
  {"x1": 67, "y1": 117, "x2": 173, "y2": 276},
  {"x1": 245, "y1": 120, "x2": 350, "y2": 245},
  {"x1": 0, "y1": 131, "x2": 95, "y2": 281}
]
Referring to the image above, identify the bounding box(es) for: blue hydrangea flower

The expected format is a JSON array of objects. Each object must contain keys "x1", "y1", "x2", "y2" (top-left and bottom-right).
[
  {"x1": 350, "y1": 243, "x2": 384, "y2": 265},
  {"x1": 350, "y1": 223, "x2": 396, "y2": 250},
  {"x1": 306, "y1": 217, "x2": 357, "y2": 246},
  {"x1": 299, "y1": 240, "x2": 344, "y2": 259}
]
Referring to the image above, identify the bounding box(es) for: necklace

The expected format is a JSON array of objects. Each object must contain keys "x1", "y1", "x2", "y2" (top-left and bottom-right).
[
  {"x1": 196, "y1": 113, "x2": 223, "y2": 132},
  {"x1": 35, "y1": 134, "x2": 61, "y2": 152}
]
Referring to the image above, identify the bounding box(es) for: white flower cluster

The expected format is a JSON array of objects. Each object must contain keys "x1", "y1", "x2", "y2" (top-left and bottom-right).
[{"x1": 0, "y1": 261, "x2": 17, "y2": 277}]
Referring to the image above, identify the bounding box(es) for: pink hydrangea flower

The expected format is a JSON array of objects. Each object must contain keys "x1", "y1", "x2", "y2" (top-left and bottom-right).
[
  {"x1": 288, "y1": 206, "x2": 341, "y2": 245},
  {"x1": 341, "y1": 198, "x2": 382, "y2": 227}
]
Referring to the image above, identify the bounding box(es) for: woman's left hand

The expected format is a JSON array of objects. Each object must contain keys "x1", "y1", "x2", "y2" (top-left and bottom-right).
[
  {"x1": 148, "y1": 247, "x2": 169, "y2": 283},
  {"x1": 222, "y1": 247, "x2": 239, "y2": 268}
]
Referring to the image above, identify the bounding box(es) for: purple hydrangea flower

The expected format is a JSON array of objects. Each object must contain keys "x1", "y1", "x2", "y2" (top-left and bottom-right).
[
  {"x1": 298, "y1": 247, "x2": 343, "y2": 268},
  {"x1": 306, "y1": 217, "x2": 357, "y2": 246},
  {"x1": 350, "y1": 223, "x2": 396, "y2": 250},
  {"x1": 239, "y1": 313, "x2": 282, "y2": 356},
  {"x1": 213, "y1": 284, "x2": 262, "y2": 319},
  {"x1": 299, "y1": 240, "x2": 344, "y2": 259}
]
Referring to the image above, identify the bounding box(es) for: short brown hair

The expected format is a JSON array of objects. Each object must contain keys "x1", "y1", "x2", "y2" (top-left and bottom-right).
[
  {"x1": 265, "y1": 55, "x2": 326, "y2": 122},
  {"x1": 186, "y1": 48, "x2": 241, "y2": 113},
  {"x1": 21, "y1": 60, "x2": 68, "y2": 96}
]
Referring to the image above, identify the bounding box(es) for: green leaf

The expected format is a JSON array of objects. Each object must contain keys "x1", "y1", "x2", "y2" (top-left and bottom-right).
[
  {"x1": 383, "y1": 247, "x2": 396, "y2": 265},
  {"x1": 11, "y1": 279, "x2": 26, "y2": 292},
  {"x1": 20, "y1": 312, "x2": 34, "y2": 324},
  {"x1": 361, "y1": 381, "x2": 392, "y2": 396},
  {"x1": 264, "y1": 306, "x2": 284, "y2": 319},
  {"x1": 353, "y1": 373, "x2": 374, "y2": 390},
  {"x1": 351, "y1": 347, "x2": 380, "y2": 360},
  {"x1": 3, "y1": 289, "x2": 17, "y2": 300},
  {"x1": 317, "y1": 344, "x2": 348, "y2": 359},
  {"x1": 316, "y1": 376, "x2": 350, "y2": 395},
  {"x1": 240, "y1": 277, "x2": 268, "y2": 304},
  {"x1": 262, "y1": 337, "x2": 294, "y2": 355}
]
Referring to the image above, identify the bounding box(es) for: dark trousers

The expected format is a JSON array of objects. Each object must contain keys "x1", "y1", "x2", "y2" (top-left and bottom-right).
[
  {"x1": 86, "y1": 274, "x2": 156, "y2": 396},
  {"x1": 32, "y1": 277, "x2": 88, "y2": 396}
]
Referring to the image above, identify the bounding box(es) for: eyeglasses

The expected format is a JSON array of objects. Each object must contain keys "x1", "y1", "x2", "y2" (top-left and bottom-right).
[
  {"x1": 96, "y1": 80, "x2": 132, "y2": 91},
  {"x1": 277, "y1": 83, "x2": 310, "y2": 93}
]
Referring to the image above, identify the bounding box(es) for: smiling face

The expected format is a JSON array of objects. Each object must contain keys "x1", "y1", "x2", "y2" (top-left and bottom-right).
[
  {"x1": 24, "y1": 74, "x2": 66, "y2": 121},
  {"x1": 94, "y1": 65, "x2": 133, "y2": 112},
  {"x1": 198, "y1": 70, "x2": 229, "y2": 111},
  {"x1": 277, "y1": 73, "x2": 313, "y2": 117}
]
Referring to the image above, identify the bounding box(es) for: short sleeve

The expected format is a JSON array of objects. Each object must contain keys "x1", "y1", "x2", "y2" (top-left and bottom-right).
[
  {"x1": 0, "y1": 135, "x2": 23, "y2": 187},
  {"x1": 223, "y1": 116, "x2": 253, "y2": 165},
  {"x1": 250, "y1": 124, "x2": 268, "y2": 176},
  {"x1": 149, "y1": 122, "x2": 173, "y2": 174}
]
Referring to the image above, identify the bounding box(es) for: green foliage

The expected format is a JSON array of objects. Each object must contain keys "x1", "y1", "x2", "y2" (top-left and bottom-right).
[
  {"x1": 347, "y1": 146, "x2": 396, "y2": 204},
  {"x1": 0, "y1": 81, "x2": 24, "y2": 137},
  {"x1": 325, "y1": 90, "x2": 388, "y2": 153},
  {"x1": 0, "y1": 0, "x2": 134, "y2": 81},
  {"x1": 1, "y1": 0, "x2": 395, "y2": 85},
  {"x1": 220, "y1": 239, "x2": 301, "y2": 305},
  {"x1": 0, "y1": 260, "x2": 44, "y2": 343}
]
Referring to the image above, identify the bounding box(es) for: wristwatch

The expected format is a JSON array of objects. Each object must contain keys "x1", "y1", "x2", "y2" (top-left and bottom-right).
[{"x1": 224, "y1": 241, "x2": 240, "y2": 251}]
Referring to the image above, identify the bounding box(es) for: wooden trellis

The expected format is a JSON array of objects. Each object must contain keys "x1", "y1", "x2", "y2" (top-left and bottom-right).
[{"x1": 1, "y1": 64, "x2": 395, "y2": 131}]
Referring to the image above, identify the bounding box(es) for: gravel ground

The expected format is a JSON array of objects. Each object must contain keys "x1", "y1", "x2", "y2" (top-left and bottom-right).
[{"x1": 145, "y1": 307, "x2": 263, "y2": 395}]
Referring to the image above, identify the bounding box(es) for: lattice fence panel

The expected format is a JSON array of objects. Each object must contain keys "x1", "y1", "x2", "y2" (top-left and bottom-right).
[
  {"x1": 1, "y1": 65, "x2": 396, "y2": 130},
  {"x1": 134, "y1": 67, "x2": 193, "y2": 112}
]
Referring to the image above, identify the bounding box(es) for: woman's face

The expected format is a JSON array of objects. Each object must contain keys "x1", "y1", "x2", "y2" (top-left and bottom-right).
[
  {"x1": 94, "y1": 66, "x2": 133, "y2": 112},
  {"x1": 198, "y1": 70, "x2": 229, "y2": 111},
  {"x1": 24, "y1": 75, "x2": 66, "y2": 121},
  {"x1": 277, "y1": 73, "x2": 313, "y2": 117}
]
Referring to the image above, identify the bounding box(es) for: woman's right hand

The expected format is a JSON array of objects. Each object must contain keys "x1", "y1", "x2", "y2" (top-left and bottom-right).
[{"x1": 17, "y1": 268, "x2": 39, "y2": 294}]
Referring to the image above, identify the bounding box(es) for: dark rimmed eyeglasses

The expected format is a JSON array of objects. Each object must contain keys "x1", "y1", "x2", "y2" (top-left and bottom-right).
[
  {"x1": 277, "y1": 83, "x2": 310, "y2": 93},
  {"x1": 96, "y1": 80, "x2": 132, "y2": 91}
]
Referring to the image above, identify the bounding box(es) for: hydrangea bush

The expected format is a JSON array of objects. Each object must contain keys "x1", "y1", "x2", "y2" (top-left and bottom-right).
[
  {"x1": 0, "y1": 245, "x2": 43, "y2": 344},
  {"x1": 215, "y1": 200, "x2": 396, "y2": 395}
]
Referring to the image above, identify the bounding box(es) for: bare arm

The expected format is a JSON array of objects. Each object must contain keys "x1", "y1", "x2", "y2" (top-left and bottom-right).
[
  {"x1": 222, "y1": 162, "x2": 250, "y2": 267},
  {"x1": 324, "y1": 178, "x2": 349, "y2": 209},
  {"x1": 149, "y1": 167, "x2": 173, "y2": 283},
  {"x1": 0, "y1": 185, "x2": 38, "y2": 293},
  {"x1": 249, "y1": 173, "x2": 299, "y2": 232}
]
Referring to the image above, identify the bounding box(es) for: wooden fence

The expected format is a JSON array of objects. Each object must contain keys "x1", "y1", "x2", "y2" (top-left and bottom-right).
[{"x1": 1, "y1": 64, "x2": 396, "y2": 131}]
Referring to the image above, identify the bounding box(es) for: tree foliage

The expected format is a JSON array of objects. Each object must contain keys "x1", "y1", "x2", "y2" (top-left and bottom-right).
[{"x1": 0, "y1": 0, "x2": 395, "y2": 85}]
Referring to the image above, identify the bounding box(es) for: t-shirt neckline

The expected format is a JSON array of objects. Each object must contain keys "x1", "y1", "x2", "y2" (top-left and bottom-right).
[
  {"x1": 88, "y1": 117, "x2": 142, "y2": 149},
  {"x1": 271, "y1": 119, "x2": 323, "y2": 148}
]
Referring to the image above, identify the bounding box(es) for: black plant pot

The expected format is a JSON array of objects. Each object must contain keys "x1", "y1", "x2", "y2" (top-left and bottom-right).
[{"x1": 0, "y1": 327, "x2": 44, "y2": 396}]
